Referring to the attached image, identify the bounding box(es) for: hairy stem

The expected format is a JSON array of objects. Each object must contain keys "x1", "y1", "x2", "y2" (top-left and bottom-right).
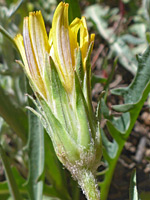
[{"x1": 78, "y1": 169, "x2": 100, "y2": 200}]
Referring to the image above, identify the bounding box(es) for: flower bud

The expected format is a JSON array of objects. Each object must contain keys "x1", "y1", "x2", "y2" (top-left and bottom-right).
[{"x1": 14, "y1": 2, "x2": 102, "y2": 200}]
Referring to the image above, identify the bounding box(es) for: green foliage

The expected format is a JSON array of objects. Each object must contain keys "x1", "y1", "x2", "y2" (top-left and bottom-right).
[
  {"x1": 27, "y1": 110, "x2": 44, "y2": 200},
  {"x1": 0, "y1": 167, "x2": 27, "y2": 199},
  {"x1": 99, "y1": 46, "x2": 150, "y2": 200},
  {"x1": 0, "y1": 86, "x2": 27, "y2": 143},
  {"x1": 0, "y1": 145, "x2": 23, "y2": 200}
]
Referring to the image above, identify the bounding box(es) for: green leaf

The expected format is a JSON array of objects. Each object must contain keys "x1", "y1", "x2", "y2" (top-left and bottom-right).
[
  {"x1": 27, "y1": 110, "x2": 44, "y2": 200},
  {"x1": 99, "y1": 46, "x2": 150, "y2": 200},
  {"x1": 106, "y1": 120, "x2": 126, "y2": 144},
  {"x1": 0, "y1": 145, "x2": 23, "y2": 200},
  {"x1": 0, "y1": 26, "x2": 18, "y2": 50},
  {"x1": 112, "y1": 103, "x2": 134, "y2": 112},
  {"x1": 91, "y1": 74, "x2": 107, "y2": 88},
  {"x1": 111, "y1": 38, "x2": 138, "y2": 74},
  {"x1": 129, "y1": 169, "x2": 139, "y2": 200},
  {"x1": 0, "y1": 86, "x2": 27, "y2": 144},
  {"x1": 0, "y1": 167, "x2": 28, "y2": 199}
]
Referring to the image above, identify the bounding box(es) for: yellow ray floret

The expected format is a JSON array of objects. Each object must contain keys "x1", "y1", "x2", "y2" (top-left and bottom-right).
[
  {"x1": 51, "y1": 2, "x2": 74, "y2": 93},
  {"x1": 28, "y1": 11, "x2": 50, "y2": 76},
  {"x1": 69, "y1": 17, "x2": 81, "y2": 67},
  {"x1": 14, "y1": 34, "x2": 31, "y2": 77},
  {"x1": 14, "y1": 2, "x2": 95, "y2": 96},
  {"x1": 80, "y1": 16, "x2": 90, "y2": 69}
]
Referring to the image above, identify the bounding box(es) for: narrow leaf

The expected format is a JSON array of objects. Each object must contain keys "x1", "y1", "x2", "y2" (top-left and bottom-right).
[
  {"x1": 0, "y1": 26, "x2": 18, "y2": 50},
  {"x1": 27, "y1": 110, "x2": 44, "y2": 200},
  {"x1": 0, "y1": 167, "x2": 28, "y2": 198},
  {"x1": 0, "y1": 86, "x2": 27, "y2": 144},
  {"x1": 0, "y1": 145, "x2": 23, "y2": 200},
  {"x1": 91, "y1": 75, "x2": 107, "y2": 88}
]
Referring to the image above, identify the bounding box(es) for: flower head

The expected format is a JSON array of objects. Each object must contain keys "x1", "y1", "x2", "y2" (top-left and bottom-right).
[
  {"x1": 14, "y1": 2, "x2": 94, "y2": 97},
  {"x1": 14, "y1": 3, "x2": 101, "y2": 200}
]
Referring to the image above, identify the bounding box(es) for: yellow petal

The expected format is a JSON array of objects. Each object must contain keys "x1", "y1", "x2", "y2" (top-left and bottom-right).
[
  {"x1": 80, "y1": 16, "x2": 89, "y2": 68},
  {"x1": 69, "y1": 17, "x2": 81, "y2": 67},
  {"x1": 23, "y1": 17, "x2": 47, "y2": 99},
  {"x1": 29, "y1": 11, "x2": 50, "y2": 76},
  {"x1": 52, "y1": 2, "x2": 74, "y2": 93},
  {"x1": 48, "y1": 28, "x2": 53, "y2": 47},
  {"x1": 90, "y1": 33, "x2": 95, "y2": 52},
  {"x1": 14, "y1": 34, "x2": 31, "y2": 77}
]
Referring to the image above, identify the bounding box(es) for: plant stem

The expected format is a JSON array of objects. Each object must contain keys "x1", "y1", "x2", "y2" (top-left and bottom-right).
[
  {"x1": 100, "y1": 150, "x2": 121, "y2": 200},
  {"x1": 78, "y1": 169, "x2": 100, "y2": 200}
]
